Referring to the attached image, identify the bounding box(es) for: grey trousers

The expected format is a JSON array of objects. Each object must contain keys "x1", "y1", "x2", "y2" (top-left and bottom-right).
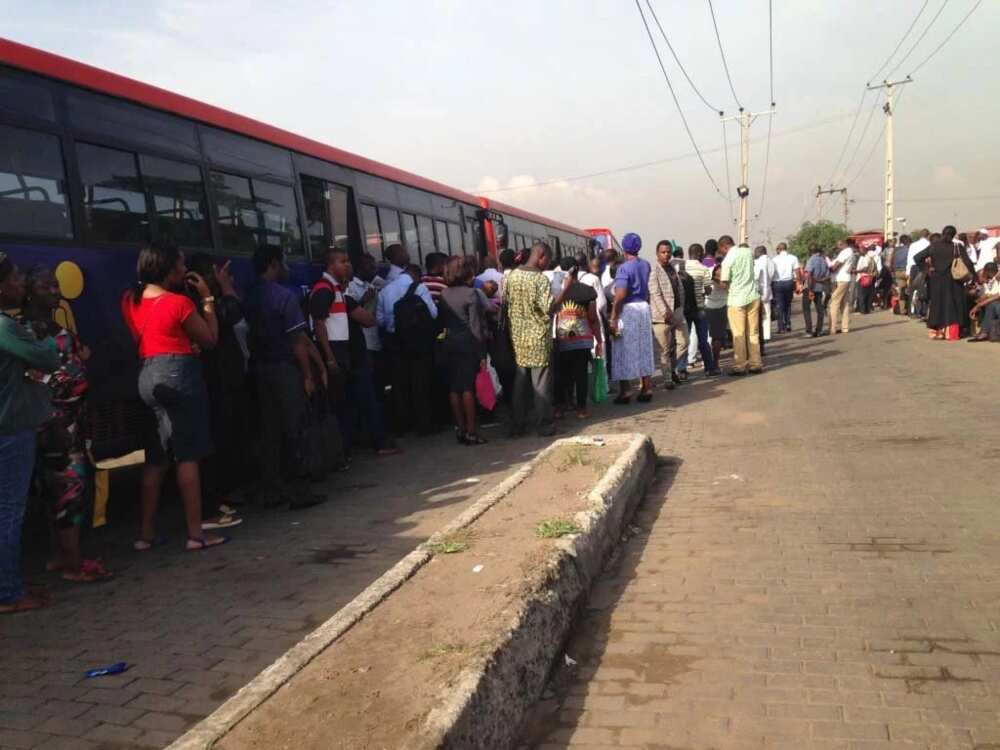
[{"x1": 511, "y1": 364, "x2": 554, "y2": 436}]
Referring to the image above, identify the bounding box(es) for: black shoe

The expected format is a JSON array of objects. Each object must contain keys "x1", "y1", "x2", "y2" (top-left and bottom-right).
[{"x1": 704, "y1": 369, "x2": 722, "y2": 378}]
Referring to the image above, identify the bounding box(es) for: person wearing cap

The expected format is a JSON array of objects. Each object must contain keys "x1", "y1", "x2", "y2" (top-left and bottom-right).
[
  {"x1": 0, "y1": 251, "x2": 62, "y2": 614},
  {"x1": 609, "y1": 233, "x2": 655, "y2": 403}
]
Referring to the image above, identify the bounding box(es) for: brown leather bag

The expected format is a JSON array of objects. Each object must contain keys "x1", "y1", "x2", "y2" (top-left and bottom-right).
[{"x1": 951, "y1": 247, "x2": 971, "y2": 283}]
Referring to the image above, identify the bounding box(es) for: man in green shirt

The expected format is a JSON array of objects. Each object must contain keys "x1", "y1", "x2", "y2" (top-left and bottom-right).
[
  {"x1": 504, "y1": 242, "x2": 570, "y2": 436},
  {"x1": 720, "y1": 239, "x2": 763, "y2": 375},
  {"x1": 0, "y1": 252, "x2": 60, "y2": 614}
]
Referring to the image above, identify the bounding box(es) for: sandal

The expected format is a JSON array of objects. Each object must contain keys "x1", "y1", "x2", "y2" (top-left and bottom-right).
[
  {"x1": 462, "y1": 433, "x2": 489, "y2": 446},
  {"x1": 201, "y1": 512, "x2": 243, "y2": 531},
  {"x1": 186, "y1": 536, "x2": 230, "y2": 552},
  {"x1": 62, "y1": 559, "x2": 114, "y2": 584},
  {"x1": 133, "y1": 536, "x2": 167, "y2": 552},
  {"x1": 0, "y1": 593, "x2": 47, "y2": 615}
]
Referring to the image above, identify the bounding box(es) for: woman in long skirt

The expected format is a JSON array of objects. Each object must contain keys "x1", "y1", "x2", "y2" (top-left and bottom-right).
[
  {"x1": 609, "y1": 233, "x2": 655, "y2": 404},
  {"x1": 912, "y1": 226, "x2": 974, "y2": 340}
]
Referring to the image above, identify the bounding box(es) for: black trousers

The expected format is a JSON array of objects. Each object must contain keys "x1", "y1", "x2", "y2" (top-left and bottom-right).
[
  {"x1": 386, "y1": 341, "x2": 434, "y2": 435},
  {"x1": 802, "y1": 291, "x2": 826, "y2": 334},
  {"x1": 773, "y1": 280, "x2": 795, "y2": 332},
  {"x1": 556, "y1": 349, "x2": 590, "y2": 410},
  {"x1": 255, "y1": 360, "x2": 309, "y2": 500},
  {"x1": 859, "y1": 282, "x2": 875, "y2": 314}
]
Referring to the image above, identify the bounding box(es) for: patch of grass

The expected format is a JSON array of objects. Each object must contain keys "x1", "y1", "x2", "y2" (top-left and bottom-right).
[
  {"x1": 535, "y1": 518, "x2": 583, "y2": 539},
  {"x1": 416, "y1": 642, "x2": 466, "y2": 661},
  {"x1": 427, "y1": 529, "x2": 472, "y2": 555},
  {"x1": 556, "y1": 445, "x2": 592, "y2": 472}
]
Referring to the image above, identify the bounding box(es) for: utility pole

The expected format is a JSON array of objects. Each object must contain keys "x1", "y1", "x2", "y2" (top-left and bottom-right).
[
  {"x1": 723, "y1": 107, "x2": 775, "y2": 245},
  {"x1": 867, "y1": 76, "x2": 912, "y2": 242},
  {"x1": 816, "y1": 186, "x2": 849, "y2": 226}
]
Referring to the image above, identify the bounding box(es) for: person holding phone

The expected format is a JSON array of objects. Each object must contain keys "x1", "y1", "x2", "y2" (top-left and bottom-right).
[{"x1": 121, "y1": 244, "x2": 227, "y2": 552}]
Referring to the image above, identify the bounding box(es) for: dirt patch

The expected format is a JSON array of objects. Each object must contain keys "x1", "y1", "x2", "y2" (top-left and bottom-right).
[{"x1": 217, "y1": 445, "x2": 606, "y2": 750}]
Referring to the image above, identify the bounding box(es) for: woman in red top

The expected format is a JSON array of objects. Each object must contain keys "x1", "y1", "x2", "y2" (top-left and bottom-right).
[{"x1": 122, "y1": 244, "x2": 226, "y2": 551}]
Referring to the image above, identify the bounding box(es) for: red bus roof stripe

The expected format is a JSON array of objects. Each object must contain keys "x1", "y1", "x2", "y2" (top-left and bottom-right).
[{"x1": 0, "y1": 37, "x2": 588, "y2": 237}]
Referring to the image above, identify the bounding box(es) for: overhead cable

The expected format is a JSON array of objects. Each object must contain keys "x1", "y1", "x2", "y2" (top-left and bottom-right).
[
  {"x1": 908, "y1": 0, "x2": 983, "y2": 76},
  {"x1": 833, "y1": 91, "x2": 882, "y2": 186},
  {"x1": 634, "y1": 0, "x2": 728, "y2": 201},
  {"x1": 707, "y1": 0, "x2": 743, "y2": 110},
  {"x1": 756, "y1": 0, "x2": 775, "y2": 220},
  {"x1": 867, "y1": 0, "x2": 930, "y2": 83},
  {"x1": 887, "y1": 0, "x2": 953, "y2": 78},
  {"x1": 645, "y1": 0, "x2": 723, "y2": 114}
]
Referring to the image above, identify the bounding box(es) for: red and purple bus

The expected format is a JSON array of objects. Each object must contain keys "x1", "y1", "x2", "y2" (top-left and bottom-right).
[{"x1": 0, "y1": 38, "x2": 594, "y2": 456}]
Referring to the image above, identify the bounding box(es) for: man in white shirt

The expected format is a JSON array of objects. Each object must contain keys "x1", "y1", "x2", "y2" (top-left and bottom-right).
[
  {"x1": 906, "y1": 229, "x2": 931, "y2": 275},
  {"x1": 770, "y1": 242, "x2": 798, "y2": 333},
  {"x1": 975, "y1": 232, "x2": 1000, "y2": 272},
  {"x1": 828, "y1": 239, "x2": 858, "y2": 334},
  {"x1": 753, "y1": 246, "x2": 777, "y2": 348}
]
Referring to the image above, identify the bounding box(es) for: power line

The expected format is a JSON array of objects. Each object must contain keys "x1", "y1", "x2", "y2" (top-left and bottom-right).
[
  {"x1": 645, "y1": 0, "x2": 723, "y2": 115},
  {"x1": 833, "y1": 90, "x2": 882, "y2": 186},
  {"x1": 887, "y1": 0, "x2": 953, "y2": 78},
  {"x1": 853, "y1": 194, "x2": 1000, "y2": 203},
  {"x1": 908, "y1": 0, "x2": 983, "y2": 76},
  {"x1": 868, "y1": 0, "x2": 930, "y2": 83},
  {"x1": 707, "y1": 0, "x2": 743, "y2": 110},
  {"x1": 633, "y1": 0, "x2": 728, "y2": 201},
  {"x1": 845, "y1": 87, "x2": 907, "y2": 189},
  {"x1": 474, "y1": 111, "x2": 856, "y2": 193},
  {"x1": 825, "y1": 90, "x2": 867, "y2": 188},
  {"x1": 756, "y1": 0, "x2": 775, "y2": 220}
]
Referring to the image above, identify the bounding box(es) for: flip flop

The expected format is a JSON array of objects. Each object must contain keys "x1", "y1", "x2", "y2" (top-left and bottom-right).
[
  {"x1": 62, "y1": 559, "x2": 114, "y2": 583},
  {"x1": 133, "y1": 536, "x2": 168, "y2": 552},
  {"x1": 186, "y1": 536, "x2": 230, "y2": 552}
]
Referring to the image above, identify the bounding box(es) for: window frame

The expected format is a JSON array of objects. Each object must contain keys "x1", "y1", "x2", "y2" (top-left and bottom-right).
[
  {"x1": 0, "y1": 122, "x2": 75, "y2": 241},
  {"x1": 208, "y1": 169, "x2": 304, "y2": 257}
]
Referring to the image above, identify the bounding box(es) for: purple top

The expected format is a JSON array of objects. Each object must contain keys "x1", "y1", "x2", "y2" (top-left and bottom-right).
[
  {"x1": 614, "y1": 258, "x2": 651, "y2": 304},
  {"x1": 702, "y1": 257, "x2": 717, "y2": 269}
]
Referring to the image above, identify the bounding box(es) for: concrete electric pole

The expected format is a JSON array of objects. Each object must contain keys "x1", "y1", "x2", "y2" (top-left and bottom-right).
[
  {"x1": 723, "y1": 107, "x2": 775, "y2": 245},
  {"x1": 867, "y1": 76, "x2": 912, "y2": 242},
  {"x1": 816, "y1": 186, "x2": 849, "y2": 226}
]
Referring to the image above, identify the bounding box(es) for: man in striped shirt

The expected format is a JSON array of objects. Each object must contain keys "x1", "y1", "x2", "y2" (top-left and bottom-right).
[
  {"x1": 421, "y1": 253, "x2": 448, "y2": 303},
  {"x1": 683, "y1": 244, "x2": 720, "y2": 376}
]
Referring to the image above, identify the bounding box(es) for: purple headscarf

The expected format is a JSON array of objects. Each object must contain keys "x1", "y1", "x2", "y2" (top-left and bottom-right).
[{"x1": 622, "y1": 233, "x2": 642, "y2": 255}]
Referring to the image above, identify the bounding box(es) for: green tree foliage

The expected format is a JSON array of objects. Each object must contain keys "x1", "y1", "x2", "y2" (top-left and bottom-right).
[{"x1": 786, "y1": 220, "x2": 851, "y2": 261}]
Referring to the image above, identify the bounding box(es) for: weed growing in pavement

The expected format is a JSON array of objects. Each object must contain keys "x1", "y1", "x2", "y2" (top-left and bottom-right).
[
  {"x1": 536, "y1": 519, "x2": 583, "y2": 539},
  {"x1": 428, "y1": 530, "x2": 472, "y2": 555},
  {"x1": 417, "y1": 642, "x2": 466, "y2": 661}
]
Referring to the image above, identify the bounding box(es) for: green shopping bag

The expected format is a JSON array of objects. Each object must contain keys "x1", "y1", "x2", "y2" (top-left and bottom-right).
[{"x1": 590, "y1": 356, "x2": 608, "y2": 404}]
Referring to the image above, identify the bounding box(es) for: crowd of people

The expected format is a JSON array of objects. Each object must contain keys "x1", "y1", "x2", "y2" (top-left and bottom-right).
[{"x1": 1, "y1": 223, "x2": 996, "y2": 614}]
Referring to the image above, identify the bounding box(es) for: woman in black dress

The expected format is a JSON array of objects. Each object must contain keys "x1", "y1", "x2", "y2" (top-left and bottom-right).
[{"x1": 912, "y1": 225, "x2": 974, "y2": 340}]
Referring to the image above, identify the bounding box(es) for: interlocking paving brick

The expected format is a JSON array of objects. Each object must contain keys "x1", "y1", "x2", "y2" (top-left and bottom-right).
[{"x1": 523, "y1": 313, "x2": 1000, "y2": 749}]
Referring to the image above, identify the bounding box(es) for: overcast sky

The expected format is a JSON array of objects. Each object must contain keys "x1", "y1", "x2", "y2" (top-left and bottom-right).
[{"x1": 6, "y1": 0, "x2": 998, "y2": 250}]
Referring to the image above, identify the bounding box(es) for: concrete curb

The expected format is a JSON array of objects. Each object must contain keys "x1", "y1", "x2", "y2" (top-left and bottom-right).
[
  {"x1": 413, "y1": 432, "x2": 655, "y2": 749},
  {"x1": 168, "y1": 435, "x2": 644, "y2": 750}
]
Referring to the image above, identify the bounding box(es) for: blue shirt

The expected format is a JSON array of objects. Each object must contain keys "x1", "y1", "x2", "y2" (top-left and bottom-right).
[
  {"x1": 614, "y1": 257, "x2": 651, "y2": 304},
  {"x1": 804, "y1": 253, "x2": 830, "y2": 292},
  {"x1": 893, "y1": 244, "x2": 910, "y2": 271},
  {"x1": 376, "y1": 274, "x2": 438, "y2": 334},
  {"x1": 246, "y1": 280, "x2": 307, "y2": 365}
]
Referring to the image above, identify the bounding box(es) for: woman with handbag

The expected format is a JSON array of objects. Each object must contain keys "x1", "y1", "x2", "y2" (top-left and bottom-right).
[
  {"x1": 439, "y1": 256, "x2": 494, "y2": 445},
  {"x1": 912, "y1": 226, "x2": 975, "y2": 340},
  {"x1": 855, "y1": 248, "x2": 877, "y2": 314}
]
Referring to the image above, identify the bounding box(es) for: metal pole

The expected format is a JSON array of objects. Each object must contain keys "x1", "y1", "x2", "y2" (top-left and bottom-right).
[
  {"x1": 816, "y1": 186, "x2": 822, "y2": 221},
  {"x1": 738, "y1": 110, "x2": 750, "y2": 245},
  {"x1": 867, "y1": 77, "x2": 911, "y2": 243}
]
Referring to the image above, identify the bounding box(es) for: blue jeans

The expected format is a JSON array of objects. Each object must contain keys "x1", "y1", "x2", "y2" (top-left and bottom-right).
[
  {"x1": 0, "y1": 431, "x2": 36, "y2": 604},
  {"x1": 690, "y1": 309, "x2": 718, "y2": 373}
]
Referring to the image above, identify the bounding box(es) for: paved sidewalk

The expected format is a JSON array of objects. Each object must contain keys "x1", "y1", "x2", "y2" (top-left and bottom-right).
[{"x1": 526, "y1": 312, "x2": 1000, "y2": 749}]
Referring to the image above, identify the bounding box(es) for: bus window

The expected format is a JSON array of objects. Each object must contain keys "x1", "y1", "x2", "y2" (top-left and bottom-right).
[
  {"x1": 247, "y1": 180, "x2": 301, "y2": 254},
  {"x1": 378, "y1": 207, "x2": 400, "y2": 246},
  {"x1": 66, "y1": 88, "x2": 200, "y2": 159},
  {"x1": 210, "y1": 171, "x2": 302, "y2": 254},
  {"x1": 417, "y1": 215, "x2": 435, "y2": 256},
  {"x1": 447, "y1": 222, "x2": 463, "y2": 256},
  {"x1": 400, "y1": 212, "x2": 419, "y2": 260},
  {"x1": 360, "y1": 203, "x2": 382, "y2": 254},
  {"x1": 140, "y1": 155, "x2": 211, "y2": 248},
  {"x1": 201, "y1": 126, "x2": 293, "y2": 179},
  {"x1": 301, "y1": 175, "x2": 350, "y2": 256},
  {"x1": 77, "y1": 142, "x2": 149, "y2": 244},
  {"x1": 434, "y1": 220, "x2": 449, "y2": 253},
  {"x1": 0, "y1": 124, "x2": 72, "y2": 238},
  {"x1": 0, "y1": 68, "x2": 57, "y2": 123}
]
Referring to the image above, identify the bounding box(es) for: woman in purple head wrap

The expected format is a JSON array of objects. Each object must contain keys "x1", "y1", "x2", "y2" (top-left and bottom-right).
[{"x1": 608, "y1": 233, "x2": 655, "y2": 403}]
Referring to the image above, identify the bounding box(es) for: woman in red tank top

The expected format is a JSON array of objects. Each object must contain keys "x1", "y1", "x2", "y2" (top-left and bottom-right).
[{"x1": 123, "y1": 245, "x2": 229, "y2": 552}]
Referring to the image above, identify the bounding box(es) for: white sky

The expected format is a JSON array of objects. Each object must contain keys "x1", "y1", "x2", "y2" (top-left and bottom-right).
[{"x1": 5, "y1": 0, "x2": 999, "y2": 250}]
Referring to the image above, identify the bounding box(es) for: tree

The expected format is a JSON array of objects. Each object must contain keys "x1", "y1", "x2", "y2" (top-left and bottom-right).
[{"x1": 786, "y1": 220, "x2": 850, "y2": 261}]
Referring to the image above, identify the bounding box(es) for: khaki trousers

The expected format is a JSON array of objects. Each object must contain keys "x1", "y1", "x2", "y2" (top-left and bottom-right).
[
  {"x1": 651, "y1": 321, "x2": 672, "y2": 374},
  {"x1": 727, "y1": 299, "x2": 763, "y2": 373},
  {"x1": 829, "y1": 281, "x2": 851, "y2": 333}
]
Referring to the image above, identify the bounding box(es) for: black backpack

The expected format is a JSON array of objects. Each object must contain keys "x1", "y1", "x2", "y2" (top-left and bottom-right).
[{"x1": 393, "y1": 281, "x2": 435, "y2": 354}]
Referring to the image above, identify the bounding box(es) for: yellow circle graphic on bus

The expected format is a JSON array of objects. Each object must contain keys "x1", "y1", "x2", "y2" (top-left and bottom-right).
[{"x1": 55, "y1": 261, "x2": 84, "y2": 300}]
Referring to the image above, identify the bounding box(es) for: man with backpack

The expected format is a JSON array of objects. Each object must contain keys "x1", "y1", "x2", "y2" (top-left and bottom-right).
[{"x1": 376, "y1": 263, "x2": 438, "y2": 435}]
